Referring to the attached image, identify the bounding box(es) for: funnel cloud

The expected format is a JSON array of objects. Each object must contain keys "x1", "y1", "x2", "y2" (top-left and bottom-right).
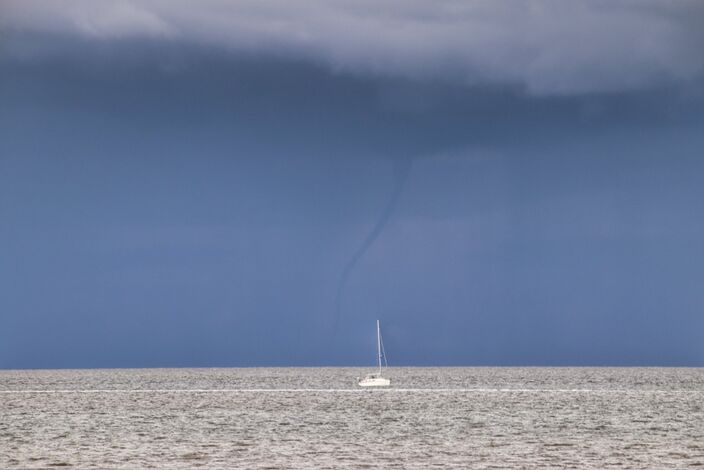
[{"x1": 334, "y1": 158, "x2": 413, "y2": 335}]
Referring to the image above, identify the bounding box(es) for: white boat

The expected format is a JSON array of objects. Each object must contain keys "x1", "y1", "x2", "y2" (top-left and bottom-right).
[{"x1": 358, "y1": 320, "x2": 391, "y2": 387}]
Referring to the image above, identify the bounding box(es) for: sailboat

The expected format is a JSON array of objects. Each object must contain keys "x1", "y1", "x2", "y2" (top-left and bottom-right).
[{"x1": 358, "y1": 320, "x2": 391, "y2": 387}]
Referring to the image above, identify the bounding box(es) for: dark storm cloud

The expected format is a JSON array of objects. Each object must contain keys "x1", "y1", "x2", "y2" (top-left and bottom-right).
[
  {"x1": 2, "y1": 36, "x2": 699, "y2": 160},
  {"x1": 3, "y1": 0, "x2": 704, "y2": 94}
]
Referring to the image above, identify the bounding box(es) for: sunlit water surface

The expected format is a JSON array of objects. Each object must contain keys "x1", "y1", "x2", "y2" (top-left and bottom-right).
[{"x1": 1, "y1": 367, "x2": 703, "y2": 468}]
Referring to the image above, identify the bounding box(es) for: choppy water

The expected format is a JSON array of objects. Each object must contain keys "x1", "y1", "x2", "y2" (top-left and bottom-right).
[{"x1": 1, "y1": 368, "x2": 703, "y2": 468}]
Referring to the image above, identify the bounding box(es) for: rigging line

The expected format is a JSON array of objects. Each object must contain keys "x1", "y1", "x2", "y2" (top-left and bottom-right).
[{"x1": 380, "y1": 330, "x2": 388, "y2": 368}]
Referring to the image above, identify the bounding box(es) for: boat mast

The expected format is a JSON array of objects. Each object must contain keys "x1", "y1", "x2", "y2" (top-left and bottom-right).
[{"x1": 377, "y1": 319, "x2": 382, "y2": 375}]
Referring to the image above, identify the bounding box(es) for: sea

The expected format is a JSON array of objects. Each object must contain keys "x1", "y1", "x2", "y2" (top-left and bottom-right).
[{"x1": 1, "y1": 367, "x2": 702, "y2": 468}]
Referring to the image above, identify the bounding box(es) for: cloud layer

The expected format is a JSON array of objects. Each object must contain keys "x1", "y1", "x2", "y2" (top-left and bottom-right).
[{"x1": 2, "y1": 0, "x2": 704, "y2": 95}]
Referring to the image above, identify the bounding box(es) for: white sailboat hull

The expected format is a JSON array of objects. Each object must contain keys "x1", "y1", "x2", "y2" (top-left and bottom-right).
[{"x1": 358, "y1": 375, "x2": 390, "y2": 387}]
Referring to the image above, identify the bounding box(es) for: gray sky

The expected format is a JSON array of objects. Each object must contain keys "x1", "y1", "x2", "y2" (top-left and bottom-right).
[{"x1": 1, "y1": 1, "x2": 703, "y2": 368}]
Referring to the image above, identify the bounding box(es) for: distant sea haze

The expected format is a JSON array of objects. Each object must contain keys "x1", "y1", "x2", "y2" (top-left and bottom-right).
[{"x1": 1, "y1": 367, "x2": 703, "y2": 468}]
